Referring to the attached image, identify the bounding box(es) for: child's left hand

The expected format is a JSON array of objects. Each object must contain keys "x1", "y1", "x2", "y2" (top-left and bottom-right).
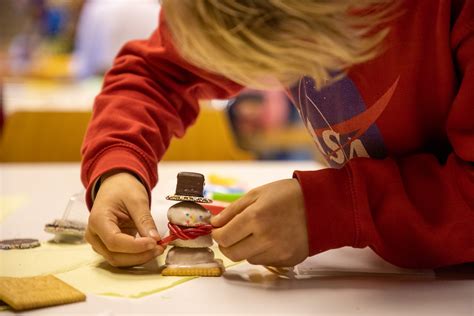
[{"x1": 211, "y1": 179, "x2": 309, "y2": 267}]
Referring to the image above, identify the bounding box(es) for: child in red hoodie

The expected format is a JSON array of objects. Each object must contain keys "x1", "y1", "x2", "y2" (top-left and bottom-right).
[{"x1": 82, "y1": 0, "x2": 473, "y2": 269}]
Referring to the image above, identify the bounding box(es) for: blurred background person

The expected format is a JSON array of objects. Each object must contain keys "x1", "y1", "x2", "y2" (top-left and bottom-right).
[{"x1": 228, "y1": 89, "x2": 314, "y2": 160}]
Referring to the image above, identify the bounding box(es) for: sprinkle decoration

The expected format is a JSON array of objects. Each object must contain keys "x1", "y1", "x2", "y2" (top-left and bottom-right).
[{"x1": 158, "y1": 223, "x2": 213, "y2": 246}]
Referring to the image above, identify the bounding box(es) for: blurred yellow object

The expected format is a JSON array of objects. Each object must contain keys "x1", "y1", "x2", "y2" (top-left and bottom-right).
[
  {"x1": 0, "y1": 107, "x2": 253, "y2": 162},
  {"x1": 208, "y1": 174, "x2": 238, "y2": 186},
  {"x1": 0, "y1": 111, "x2": 91, "y2": 162},
  {"x1": 28, "y1": 54, "x2": 73, "y2": 80}
]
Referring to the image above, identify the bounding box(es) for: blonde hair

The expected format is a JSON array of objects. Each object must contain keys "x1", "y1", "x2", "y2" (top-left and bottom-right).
[{"x1": 162, "y1": 0, "x2": 398, "y2": 89}]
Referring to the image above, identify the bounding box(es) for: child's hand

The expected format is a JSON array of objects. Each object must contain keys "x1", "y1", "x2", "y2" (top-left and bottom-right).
[
  {"x1": 211, "y1": 179, "x2": 309, "y2": 267},
  {"x1": 85, "y1": 172, "x2": 164, "y2": 267}
]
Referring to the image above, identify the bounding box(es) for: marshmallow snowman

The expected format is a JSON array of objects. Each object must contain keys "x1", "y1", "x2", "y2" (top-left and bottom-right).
[
  {"x1": 167, "y1": 202, "x2": 213, "y2": 248},
  {"x1": 162, "y1": 172, "x2": 224, "y2": 276}
]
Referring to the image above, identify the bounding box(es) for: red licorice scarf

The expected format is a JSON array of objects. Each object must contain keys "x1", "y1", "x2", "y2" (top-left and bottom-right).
[{"x1": 157, "y1": 223, "x2": 213, "y2": 246}]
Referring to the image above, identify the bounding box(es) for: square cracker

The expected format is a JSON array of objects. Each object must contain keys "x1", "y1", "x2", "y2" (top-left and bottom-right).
[
  {"x1": 0, "y1": 275, "x2": 85, "y2": 311},
  {"x1": 161, "y1": 266, "x2": 224, "y2": 277}
]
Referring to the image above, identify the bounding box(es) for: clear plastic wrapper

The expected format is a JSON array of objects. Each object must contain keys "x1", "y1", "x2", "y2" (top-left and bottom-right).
[{"x1": 44, "y1": 191, "x2": 88, "y2": 244}]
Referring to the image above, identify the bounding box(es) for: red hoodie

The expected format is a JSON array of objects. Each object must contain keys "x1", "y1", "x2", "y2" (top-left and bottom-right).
[{"x1": 81, "y1": 0, "x2": 474, "y2": 269}]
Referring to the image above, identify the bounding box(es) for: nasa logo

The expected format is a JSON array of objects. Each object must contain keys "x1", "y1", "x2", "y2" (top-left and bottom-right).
[{"x1": 290, "y1": 75, "x2": 399, "y2": 168}]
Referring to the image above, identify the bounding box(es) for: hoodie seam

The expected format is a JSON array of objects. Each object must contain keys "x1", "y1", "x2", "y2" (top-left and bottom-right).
[{"x1": 345, "y1": 164, "x2": 360, "y2": 247}]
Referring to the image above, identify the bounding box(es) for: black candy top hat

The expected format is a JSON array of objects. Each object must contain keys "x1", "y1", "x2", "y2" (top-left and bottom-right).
[{"x1": 166, "y1": 172, "x2": 212, "y2": 203}]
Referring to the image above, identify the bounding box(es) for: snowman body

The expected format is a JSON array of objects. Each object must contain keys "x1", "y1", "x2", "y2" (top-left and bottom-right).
[{"x1": 162, "y1": 173, "x2": 224, "y2": 277}]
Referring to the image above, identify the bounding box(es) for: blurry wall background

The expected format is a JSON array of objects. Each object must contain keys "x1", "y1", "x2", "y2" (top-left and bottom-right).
[
  {"x1": 72, "y1": 0, "x2": 160, "y2": 78},
  {"x1": 0, "y1": 0, "x2": 315, "y2": 163}
]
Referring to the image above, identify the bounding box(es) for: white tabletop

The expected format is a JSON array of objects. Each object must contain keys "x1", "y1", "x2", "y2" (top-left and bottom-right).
[
  {"x1": 2, "y1": 79, "x2": 102, "y2": 115},
  {"x1": 1, "y1": 162, "x2": 473, "y2": 315},
  {"x1": 2, "y1": 78, "x2": 228, "y2": 115}
]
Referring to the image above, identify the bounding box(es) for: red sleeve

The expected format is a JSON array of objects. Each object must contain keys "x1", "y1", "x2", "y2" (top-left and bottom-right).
[
  {"x1": 80, "y1": 12, "x2": 242, "y2": 209},
  {"x1": 294, "y1": 9, "x2": 474, "y2": 269}
]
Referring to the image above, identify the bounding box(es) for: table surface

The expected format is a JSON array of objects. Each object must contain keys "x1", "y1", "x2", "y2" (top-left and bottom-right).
[
  {"x1": 2, "y1": 78, "x2": 229, "y2": 115},
  {"x1": 1, "y1": 162, "x2": 473, "y2": 316},
  {"x1": 3, "y1": 79, "x2": 102, "y2": 115}
]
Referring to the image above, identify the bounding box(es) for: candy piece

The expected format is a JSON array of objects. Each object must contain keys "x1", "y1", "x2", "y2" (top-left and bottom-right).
[
  {"x1": 44, "y1": 219, "x2": 86, "y2": 234},
  {"x1": 0, "y1": 239, "x2": 40, "y2": 250},
  {"x1": 166, "y1": 172, "x2": 213, "y2": 203},
  {"x1": 158, "y1": 223, "x2": 213, "y2": 245},
  {"x1": 166, "y1": 195, "x2": 212, "y2": 204},
  {"x1": 175, "y1": 172, "x2": 204, "y2": 197},
  {"x1": 44, "y1": 219, "x2": 86, "y2": 243}
]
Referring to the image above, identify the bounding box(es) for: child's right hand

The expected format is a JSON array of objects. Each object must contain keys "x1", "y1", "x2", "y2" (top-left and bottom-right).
[{"x1": 85, "y1": 171, "x2": 165, "y2": 267}]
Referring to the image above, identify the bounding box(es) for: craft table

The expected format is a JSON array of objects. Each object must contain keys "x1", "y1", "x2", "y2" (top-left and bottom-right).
[{"x1": 0, "y1": 162, "x2": 473, "y2": 315}]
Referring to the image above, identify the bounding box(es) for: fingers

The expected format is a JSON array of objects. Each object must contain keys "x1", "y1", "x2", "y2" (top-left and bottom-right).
[
  {"x1": 212, "y1": 209, "x2": 255, "y2": 247},
  {"x1": 213, "y1": 179, "x2": 309, "y2": 267},
  {"x1": 211, "y1": 191, "x2": 257, "y2": 227},
  {"x1": 86, "y1": 229, "x2": 162, "y2": 267},
  {"x1": 125, "y1": 199, "x2": 161, "y2": 242},
  {"x1": 87, "y1": 171, "x2": 166, "y2": 267},
  {"x1": 89, "y1": 212, "x2": 159, "y2": 254},
  {"x1": 120, "y1": 227, "x2": 138, "y2": 237},
  {"x1": 100, "y1": 171, "x2": 161, "y2": 242},
  {"x1": 247, "y1": 251, "x2": 284, "y2": 267},
  {"x1": 219, "y1": 234, "x2": 268, "y2": 262}
]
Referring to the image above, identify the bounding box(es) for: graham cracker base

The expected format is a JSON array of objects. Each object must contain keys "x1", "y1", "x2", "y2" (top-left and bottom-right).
[
  {"x1": 0, "y1": 275, "x2": 85, "y2": 311},
  {"x1": 161, "y1": 266, "x2": 224, "y2": 277}
]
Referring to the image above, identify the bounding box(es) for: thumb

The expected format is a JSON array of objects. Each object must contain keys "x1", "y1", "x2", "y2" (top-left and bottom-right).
[{"x1": 127, "y1": 199, "x2": 161, "y2": 242}]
